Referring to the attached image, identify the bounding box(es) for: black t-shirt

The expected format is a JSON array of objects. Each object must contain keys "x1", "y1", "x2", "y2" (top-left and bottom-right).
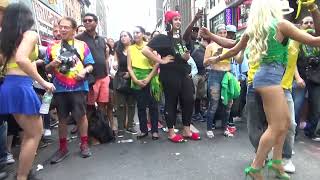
[
  {"x1": 186, "y1": 39, "x2": 200, "y2": 54},
  {"x1": 147, "y1": 34, "x2": 191, "y2": 79},
  {"x1": 76, "y1": 32, "x2": 107, "y2": 79},
  {"x1": 191, "y1": 45, "x2": 206, "y2": 75}
]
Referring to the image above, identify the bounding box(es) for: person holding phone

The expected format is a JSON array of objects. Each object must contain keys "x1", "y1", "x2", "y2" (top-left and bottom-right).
[
  {"x1": 203, "y1": 24, "x2": 233, "y2": 139},
  {"x1": 142, "y1": 11, "x2": 200, "y2": 143}
]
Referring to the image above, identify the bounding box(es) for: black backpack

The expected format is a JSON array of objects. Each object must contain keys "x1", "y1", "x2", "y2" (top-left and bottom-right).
[{"x1": 88, "y1": 109, "x2": 115, "y2": 143}]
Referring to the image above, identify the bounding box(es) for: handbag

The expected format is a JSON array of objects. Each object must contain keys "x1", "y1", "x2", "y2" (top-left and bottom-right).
[
  {"x1": 305, "y1": 56, "x2": 320, "y2": 84},
  {"x1": 114, "y1": 71, "x2": 131, "y2": 93}
]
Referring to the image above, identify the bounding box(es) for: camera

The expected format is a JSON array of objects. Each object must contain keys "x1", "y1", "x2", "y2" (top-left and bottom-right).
[{"x1": 58, "y1": 50, "x2": 76, "y2": 74}]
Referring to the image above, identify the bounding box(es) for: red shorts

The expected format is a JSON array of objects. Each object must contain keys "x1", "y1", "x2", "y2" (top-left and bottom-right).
[{"x1": 87, "y1": 76, "x2": 110, "y2": 105}]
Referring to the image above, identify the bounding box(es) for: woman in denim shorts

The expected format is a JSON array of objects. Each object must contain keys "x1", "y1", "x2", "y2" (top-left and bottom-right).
[{"x1": 209, "y1": 0, "x2": 320, "y2": 179}]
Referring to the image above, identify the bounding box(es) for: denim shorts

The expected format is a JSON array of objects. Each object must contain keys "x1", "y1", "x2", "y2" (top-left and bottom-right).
[{"x1": 253, "y1": 62, "x2": 285, "y2": 88}]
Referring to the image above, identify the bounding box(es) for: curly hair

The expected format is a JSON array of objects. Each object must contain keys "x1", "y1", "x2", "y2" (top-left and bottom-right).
[{"x1": 246, "y1": 0, "x2": 283, "y2": 62}]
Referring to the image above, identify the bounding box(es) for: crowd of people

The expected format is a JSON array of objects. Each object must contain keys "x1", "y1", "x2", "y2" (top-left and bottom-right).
[{"x1": 0, "y1": 0, "x2": 320, "y2": 180}]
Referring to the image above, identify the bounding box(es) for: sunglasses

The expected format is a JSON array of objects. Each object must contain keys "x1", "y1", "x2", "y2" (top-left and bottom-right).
[{"x1": 83, "y1": 19, "x2": 94, "y2": 23}]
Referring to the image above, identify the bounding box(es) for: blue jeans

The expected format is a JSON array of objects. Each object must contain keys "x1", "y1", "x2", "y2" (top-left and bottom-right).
[
  {"x1": 283, "y1": 90, "x2": 296, "y2": 159},
  {"x1": 206, "y1": 70, "x2": 230, "y2": 130},
  {"x1": 0, "y1": 118, "x2": 7, "y2": 164},
  {"x1": 134, "y1": 85, "x2": 159, "y2": 134},
  {"x1": 305, "y1": 82, "x2": 320, "y2": 138},
  {"x1": 292, "y1": 82, "x2": 306, "y2": 135}
]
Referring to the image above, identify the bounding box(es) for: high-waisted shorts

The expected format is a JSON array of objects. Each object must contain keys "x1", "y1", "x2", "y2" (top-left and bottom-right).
[{"x1": 253, "y1": 62, "x2": 285, "y2": 88}]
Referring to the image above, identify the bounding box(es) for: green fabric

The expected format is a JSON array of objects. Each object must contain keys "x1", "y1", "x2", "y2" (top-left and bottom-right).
[
  {"x1": 221, "y1": 72, "x2": 241, "y2": 105},
  {"x1": 261, "y1": 19, "x2": 288, "y2": 65},
  {"x1": 131, "y1": 67, "x2": 162, "y2": 101}
]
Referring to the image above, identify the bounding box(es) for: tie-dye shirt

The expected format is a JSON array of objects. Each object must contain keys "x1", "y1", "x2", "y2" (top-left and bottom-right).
[{"x1": 45, "y1": 39, "x2": 94, "y2": 93}]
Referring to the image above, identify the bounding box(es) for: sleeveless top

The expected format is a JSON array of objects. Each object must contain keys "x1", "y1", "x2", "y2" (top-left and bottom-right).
[
  {"x1": 117, "y1": 51, "x2": 128, "y2": 72},
  {"x1": 6, "y1": 45, "x2": 39, "y2": 69},
  {"x1": 129, "y1": 42, "x2": 153, "y2": 70},
  {"x1": 260, "y1": 19, "x2": 288, "y2": 64}
]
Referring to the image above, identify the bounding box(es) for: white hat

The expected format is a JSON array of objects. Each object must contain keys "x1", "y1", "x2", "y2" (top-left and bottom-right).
[
  {"x1": 226, "y1": 25, "x2": 237, "y2": 33},
  {"x1": 281, "y1": 0, "x2": 294, "y2": 15}
]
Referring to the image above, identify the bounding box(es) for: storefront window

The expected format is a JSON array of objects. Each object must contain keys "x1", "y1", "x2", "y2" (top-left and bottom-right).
[{"x1": 237, "y1": 0, "x2": 252, "y2": 30}]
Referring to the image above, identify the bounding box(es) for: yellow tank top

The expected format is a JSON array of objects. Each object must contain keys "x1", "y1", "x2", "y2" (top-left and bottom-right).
[
  {"x1": 6, "y1": 45, "x2": 39, "y2": 69},
  {"x1": 218, "y1": 48, "x2": 231, "y2": 65},
  {"x1": 129, "y1": 42, "x2": 153, "y2": 69}
]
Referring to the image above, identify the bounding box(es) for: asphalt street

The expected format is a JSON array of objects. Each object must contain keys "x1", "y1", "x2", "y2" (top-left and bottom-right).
[{"x1": 4, "y1": 118, "x2": 320, "y2": 180}]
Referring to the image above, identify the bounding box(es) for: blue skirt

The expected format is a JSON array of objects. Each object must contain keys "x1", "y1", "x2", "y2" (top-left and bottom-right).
[{"x1": 0, "y1": 75, "x2": 41, "y2": 115}]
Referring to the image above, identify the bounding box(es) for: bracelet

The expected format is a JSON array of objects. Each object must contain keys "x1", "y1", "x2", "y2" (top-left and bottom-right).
[{"x1": 308, "y1": 4, "x2": 318, "y2": 12}]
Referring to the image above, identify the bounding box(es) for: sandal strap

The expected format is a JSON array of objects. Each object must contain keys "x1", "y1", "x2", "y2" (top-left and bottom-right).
[{"x1": 244, "y1": 166, "x2": 261, "y2": 174}]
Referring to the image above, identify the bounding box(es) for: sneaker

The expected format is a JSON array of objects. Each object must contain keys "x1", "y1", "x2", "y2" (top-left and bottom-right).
[
  {"x1": 80, "y1": 144, "x2": 92, "y2": 158},
  {"x1": 50, "y1": 149, "x2": 70, "y2": 164},
  {"x1": 44, "y1": 129, "x2": 52, "y2": 137},
  {"x1": 6, "y1": 153, "x2": 15, "y2": 165},
  {"x1": 312, "y1": 136, "x2": 320, "y2": 142},
  {"x1": 227, "y1": 125, "x2": 237, "y2": 135},
  {"x1": 224, "y1": 128, "x2": 234, "y2": 137},
  {"x1": 0, "y1": 172, "x2": 8, "y2": 180},
  {"x1": 117, "y1": 130, "x2": 125, "y2": 138},
  {"x1": 283, "y1": 158, "x2": 296, "y2": 173},
  {"x1": 207, "y1": 131, "x2": 214, "y2": 138},
  {"x1": 126, "y1": 128, "x2": 138, "y2": 135}
]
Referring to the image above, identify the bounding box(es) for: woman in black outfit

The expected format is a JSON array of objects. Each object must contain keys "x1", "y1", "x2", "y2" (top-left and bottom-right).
[
  {"x1": 142, "y1": 11, "x2": 201, "y2": 142},
  {"x1": 114, "y1": 31, "x2": 137, "y2": 137}
]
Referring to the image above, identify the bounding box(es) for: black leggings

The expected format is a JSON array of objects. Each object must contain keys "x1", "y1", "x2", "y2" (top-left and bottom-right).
[{"x1": 162, "y1": 75, "x2": 194, "y2": 129}]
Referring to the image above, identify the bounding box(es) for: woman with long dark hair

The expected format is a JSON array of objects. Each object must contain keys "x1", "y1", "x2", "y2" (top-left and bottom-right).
[
  {"x1": 114, "y1": 31, "x2": 137, "y2": 137},
  {"x1": 0, "y1": 3, "x2": 55, "y2": 180},
  {"x1": 142, "y1": 11, "x2": 200, "y2": 142}
]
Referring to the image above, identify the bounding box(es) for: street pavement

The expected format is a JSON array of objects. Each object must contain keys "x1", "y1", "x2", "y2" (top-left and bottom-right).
[{"x1": 4, "y1": 118, "x2": 320, "y2": 180}]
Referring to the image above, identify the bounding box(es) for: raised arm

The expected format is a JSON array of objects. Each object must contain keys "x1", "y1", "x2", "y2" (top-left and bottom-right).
[
  {"x1": 308, "y1": 3, "x2": 320, "y2": 36},
  {"x1": 199, "y1": 27, "x2": 237, "y2": 48},
  {"x1": 214, "y1": 35, "x2": 249, "y2": 63},
  {"x1": 279, "y1": 19, "x2": 320, "y2": 46},
  {"x1": 183, "y1": 9, "x2": 203, "y2": 42}
]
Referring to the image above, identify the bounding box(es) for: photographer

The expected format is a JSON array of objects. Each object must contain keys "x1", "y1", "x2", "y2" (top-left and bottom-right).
[{"x1": 45, "y1": 17, "x2": 94, "y2": 164}]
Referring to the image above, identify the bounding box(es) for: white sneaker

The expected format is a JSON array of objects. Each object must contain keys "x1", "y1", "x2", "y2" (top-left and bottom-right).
[
  {"x1": 283, "y1": 158, "x2": 296, "y2": 173},
  {"x1": 312, "y1": 137, "x2": 320, "y2": 142},
  {"x1": 6, "y1": 152, "x2": 15, "y2": 164},
  {"x1": 206, "y1": 131, "x2": 214, "y2": 139},
  {"x1": 44, "y1": 129, "x2": 52, "y2": 137}
]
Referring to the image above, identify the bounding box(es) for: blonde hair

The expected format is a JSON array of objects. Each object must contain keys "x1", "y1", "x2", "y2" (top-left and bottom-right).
[{"x1": 246, "y1": 0, "x2": 283, "y2": 62}]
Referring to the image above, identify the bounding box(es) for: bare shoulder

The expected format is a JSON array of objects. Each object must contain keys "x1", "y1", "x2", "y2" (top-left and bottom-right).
[
  {"x1": 22, "y1": 31, "x2": 39, "y2": 43},
  {"x1": 277, "y1": 19, "x2": 294, "y2": 30}
]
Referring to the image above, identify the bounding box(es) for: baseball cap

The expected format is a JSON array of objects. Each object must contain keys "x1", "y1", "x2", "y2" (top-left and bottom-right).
[
  {"x1": 215, "y1": 24, "x2": 226, "y2": 33},
  {"x1": 226, "y1": 25, "x2": 237, "y2": 33}
]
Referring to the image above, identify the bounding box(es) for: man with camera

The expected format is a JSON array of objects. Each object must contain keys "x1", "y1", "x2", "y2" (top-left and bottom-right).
[
  {"x1": 294, "y1": 16, "x2": 320, "y2": 141},
  {"x1": 76, "y1": 13, "x2": 111, "y2": 128},
  {"x1": 45, "y1": 17, "x2": 94, "y2": 164}
]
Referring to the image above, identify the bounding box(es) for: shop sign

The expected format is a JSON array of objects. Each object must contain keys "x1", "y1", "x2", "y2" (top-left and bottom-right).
[{"x1": 237, "y1": 0, "x2": 252, "y2": 30}]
